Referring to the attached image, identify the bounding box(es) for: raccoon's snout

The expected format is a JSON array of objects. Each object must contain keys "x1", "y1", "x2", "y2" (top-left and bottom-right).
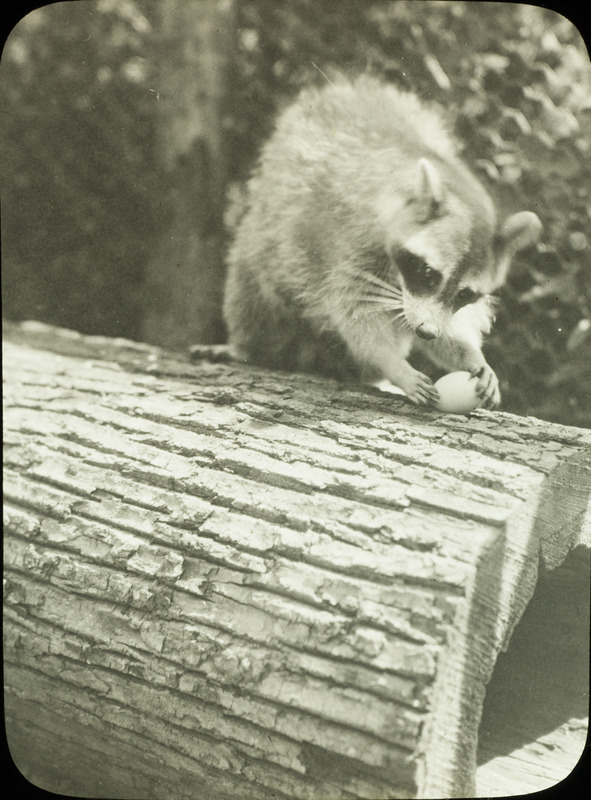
[{"x1": 415, "y1": 322, "x2": 439, "y2": 340}]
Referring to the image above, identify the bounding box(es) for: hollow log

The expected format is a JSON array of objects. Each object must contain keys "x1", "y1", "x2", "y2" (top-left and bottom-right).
[{"x1": 3, "y1": 320, "x2": 589, "y2": 799}]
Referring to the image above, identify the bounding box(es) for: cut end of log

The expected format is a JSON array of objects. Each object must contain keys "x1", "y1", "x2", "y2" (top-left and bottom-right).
[{"x1": 476, "y1": 545, "x2": 589, "y2": 796}]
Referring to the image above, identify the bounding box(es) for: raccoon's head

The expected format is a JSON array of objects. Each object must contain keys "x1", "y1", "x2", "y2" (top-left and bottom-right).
[{"x1": 381, "y1": 158, "x2": 542, "y2": 340}]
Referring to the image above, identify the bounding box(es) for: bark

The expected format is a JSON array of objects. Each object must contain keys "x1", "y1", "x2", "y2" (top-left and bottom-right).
[
  {"x1": 140, "y1": 0, "x2": 235, "y2": 349},
  {"x1": 3, "y1": 321, "x2": 590, "y2": 799}
]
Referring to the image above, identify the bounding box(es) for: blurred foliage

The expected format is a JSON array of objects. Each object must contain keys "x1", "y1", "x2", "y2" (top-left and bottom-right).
[
  {"x1": 2, "y1": 1, "x2": 590, "y2": 426},
  {"x1": 1, "y1": 0, "x2": 160, "y2": 338},
  {"x1": 231, "y1": 1, "x2": 591, "y2": 428}
]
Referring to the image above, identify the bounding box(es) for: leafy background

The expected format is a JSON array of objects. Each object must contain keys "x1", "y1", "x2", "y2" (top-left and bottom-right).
[{"x1": 2, "y1": 1, "x2": 591, "y2": 427}]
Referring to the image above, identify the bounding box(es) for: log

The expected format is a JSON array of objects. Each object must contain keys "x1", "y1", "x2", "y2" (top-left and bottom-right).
[{"x1": 3, "y1": 320, "x2": 590, "y2": 800}]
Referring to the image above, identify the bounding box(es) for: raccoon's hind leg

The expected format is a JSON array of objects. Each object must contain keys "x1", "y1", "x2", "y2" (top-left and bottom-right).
[
  {"x1": 189, "y1": 343, "x2": 235, "y2": 363},
  {"x1": 224, "y1": 261, "x2": 347, "y2": 376},
  {"x1": 223, "y1": 263, "x2": 294, "y2": 368}
]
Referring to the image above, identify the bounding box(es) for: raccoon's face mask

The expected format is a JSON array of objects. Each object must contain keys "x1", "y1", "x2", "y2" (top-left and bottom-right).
[{"x1": 392, "y1": 159, "x2": 542, "y2": 340}]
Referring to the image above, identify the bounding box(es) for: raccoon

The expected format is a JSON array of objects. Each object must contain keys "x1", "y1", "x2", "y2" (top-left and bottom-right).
[{"x1": 223, "y1": 76, "x2": 541, "y2": 406}]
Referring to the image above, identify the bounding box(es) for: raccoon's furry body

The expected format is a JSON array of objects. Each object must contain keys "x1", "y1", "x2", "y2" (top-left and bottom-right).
[{"x1": 224, "y1": 76, "x2": 541, "y2": 405}]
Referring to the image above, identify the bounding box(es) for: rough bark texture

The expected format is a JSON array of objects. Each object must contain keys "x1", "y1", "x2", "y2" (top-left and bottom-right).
[{"x1": 3, "y1": 321, "x2": 590, "y2": 799}]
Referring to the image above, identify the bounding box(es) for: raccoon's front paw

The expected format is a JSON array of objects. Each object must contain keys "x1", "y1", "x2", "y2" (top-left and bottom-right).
[
  {"x1": 470, "y1": 364, "x2": 500, "y2": 409},
  {"x1": 403, "y1": 370, "x2": 440, "y2": 406}
]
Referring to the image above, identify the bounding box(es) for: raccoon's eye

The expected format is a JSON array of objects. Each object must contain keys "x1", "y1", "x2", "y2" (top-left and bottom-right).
[
  {"x1": 454, "y1": 287, "x2": 480, "y2": 309},
  {"x1": 397, "y1": 250, "x2": 442, "y2": 295}
]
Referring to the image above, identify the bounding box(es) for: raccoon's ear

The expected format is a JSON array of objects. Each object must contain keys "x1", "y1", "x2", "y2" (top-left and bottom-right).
[
  {"x1": 494, "y1": 211, "x2": 542, "y2": 284},
  {"x1": 414, "y1": 158, "x2": 443, "y2": 222},
  {"x1": 498, "y1": 211, "x2": 542, "y2": 254}
]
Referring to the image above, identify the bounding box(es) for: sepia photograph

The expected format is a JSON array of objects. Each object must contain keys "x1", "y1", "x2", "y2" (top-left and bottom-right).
[{"x1": 2, "y1": 2, "x2": 590, "y2": 798}]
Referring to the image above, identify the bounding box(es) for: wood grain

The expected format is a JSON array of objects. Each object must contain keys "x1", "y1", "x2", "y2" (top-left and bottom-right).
[{"x1": 3, "y1": 321, "x2": 589, "y2": 799}]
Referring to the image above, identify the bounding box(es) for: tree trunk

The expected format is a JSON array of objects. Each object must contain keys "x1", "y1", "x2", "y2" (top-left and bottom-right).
[
  {"x1": 3, "y1": 321, "x2": 590, "y2": 799},
  {"x1": 141, "y1": 0, "x2": 235, "y2": 349}
]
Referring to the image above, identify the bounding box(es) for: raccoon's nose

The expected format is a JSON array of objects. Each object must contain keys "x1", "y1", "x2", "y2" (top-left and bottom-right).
[{"x1": 415, "y1": 322, "x2": 439, "y2": 340}]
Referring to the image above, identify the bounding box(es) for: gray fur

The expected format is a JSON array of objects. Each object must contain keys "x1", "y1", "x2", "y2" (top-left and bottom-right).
[{"x1": 224, "y1": 76, "x2": 541, "y2": 406}]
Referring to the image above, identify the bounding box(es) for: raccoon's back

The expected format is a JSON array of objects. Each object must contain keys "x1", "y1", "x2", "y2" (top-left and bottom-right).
[
  {"x1": 224, "y1": 76, "x2": 476, "y2": 365},
  {"x1": 231, "y1": 76, "x2": 462, "y2": 261},
  {"x1": 264, "y1": 76, "x2": 458, "y2": 170}
]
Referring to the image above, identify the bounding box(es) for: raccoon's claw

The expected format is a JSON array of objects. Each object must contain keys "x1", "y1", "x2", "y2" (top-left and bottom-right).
[
  {"x1": 406, "y1": 372, "x2": 440, "y2": 406},
  {"x1": 470, "y1": 364, "x2": 500, "y2": 409}
]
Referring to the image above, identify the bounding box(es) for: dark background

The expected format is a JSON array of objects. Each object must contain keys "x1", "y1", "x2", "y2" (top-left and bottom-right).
[{"x1": 2, "y1": 0, "x2": 590, "y2": 427}]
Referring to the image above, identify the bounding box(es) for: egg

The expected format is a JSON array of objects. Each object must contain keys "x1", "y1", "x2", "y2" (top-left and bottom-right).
[{"x1": 434, "y1": 371, "x2": 481, "y2": 414}]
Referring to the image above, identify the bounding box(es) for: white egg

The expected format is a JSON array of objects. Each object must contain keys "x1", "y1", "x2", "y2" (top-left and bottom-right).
[{"x1": 434, "y1": 371, "x2": 481, "y2": 414}]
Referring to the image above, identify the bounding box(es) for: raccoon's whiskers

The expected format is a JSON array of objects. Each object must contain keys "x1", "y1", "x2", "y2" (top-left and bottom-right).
[
  {"x1": 362, "y1": 287, "x2": 402, "y2": 300},
  {"x1": 341, "y1": 265, "x2": 403, "y2": 301},
  {"x1": 361, "y1": 302, "x2": 402, "y2": 315},
  {"x1": 361, "y1": 295, "x2": 403, "y2": 310},
  {"x1": 359, "y1": 295, "x2": 410, "y2": 325},
  {"x1": 359, "y1": 271, "x2": 403, "y2": 298},
  {"x1": 356, "y1": 272, "x2": 412, "y2": 328}
]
